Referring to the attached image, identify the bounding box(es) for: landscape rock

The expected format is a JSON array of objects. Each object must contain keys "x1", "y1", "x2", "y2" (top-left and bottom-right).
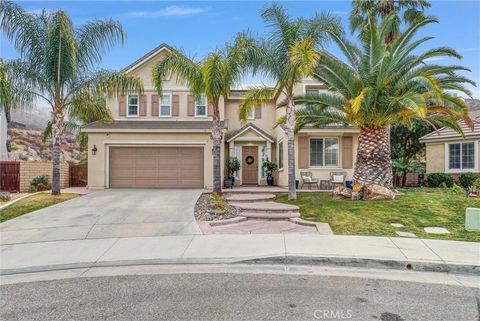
[
  {"x1": 0, "y1": 192, "x2": 11, "y2": 202},
  {"x1": 364, "y1": 184, "x2": 395, "y2": 201},
  {"x1": 332, "y1": 186, "x2": 352, "y2": 200}
]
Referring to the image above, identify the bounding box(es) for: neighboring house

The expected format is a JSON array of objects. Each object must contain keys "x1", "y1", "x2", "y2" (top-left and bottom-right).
[
  {"x1": 82, "y1": 44, "x2": 360, "y2": 189},
  {"x1": 420, "y1": 108, "x2": 480, "y2": 176},
  {"x1": 0, "y1": 108, "x2": 8, "y2": 161}
]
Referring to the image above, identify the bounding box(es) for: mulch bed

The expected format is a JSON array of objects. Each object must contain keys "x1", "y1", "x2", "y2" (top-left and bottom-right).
[{"x1": 194, "y1": 193, "x2": 239, "y2": 221}]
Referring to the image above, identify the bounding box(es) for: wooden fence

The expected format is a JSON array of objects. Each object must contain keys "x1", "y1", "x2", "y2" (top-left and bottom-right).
[
  {"x1": 0, "y1": 161, "x2": 20, "y2": 192},
  {"x1": 69, "y1": 164, "x2": 88, "y2": 187}
]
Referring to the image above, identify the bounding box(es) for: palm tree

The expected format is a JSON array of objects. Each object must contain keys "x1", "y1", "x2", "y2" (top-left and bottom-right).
[
  {"x1": 42, "y1": 92, "x2": 113, "y2": 151},
  {"x1": 151, "y1": 38, "x2": 251, "y2": 193},
  {"x1": 0, "y1": 59, "x2": 34, "y2": 121},
  {"x1": 0, "y1": 1, "x2": 143, "y2": 195},
  {"x1": 238, "y1": 3, "x2": 342, "y2": 200},
  {"x1": 292, "y1": 15, "x2": 475, "y2": 188},
  {"x1": 350, "y1": 0, "x2": 431, "y2": 43}
]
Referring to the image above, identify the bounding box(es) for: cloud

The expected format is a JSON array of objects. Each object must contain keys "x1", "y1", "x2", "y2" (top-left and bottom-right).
[{"x1": 123, "y1": 6, "x2": 209, "y2": 18}]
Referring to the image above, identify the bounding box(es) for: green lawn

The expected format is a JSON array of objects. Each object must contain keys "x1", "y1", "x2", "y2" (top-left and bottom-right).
[
  {"x1": 277, "y1": 188, "x2": 480, "y2": 242},
  {"x1": 0, "y1": 193, "x2": 79, "y2": 223}
]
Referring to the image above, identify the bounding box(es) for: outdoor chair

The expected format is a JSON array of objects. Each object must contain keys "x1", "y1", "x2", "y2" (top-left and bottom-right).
[
  {"x1": 300, "y1": 172, "x2": 320, "y2": 189},
  {"x1": 330, "y1": 171, "x2": 347, "y2": 189}
]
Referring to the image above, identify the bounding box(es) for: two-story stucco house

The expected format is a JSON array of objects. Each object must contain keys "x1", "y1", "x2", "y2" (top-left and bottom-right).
[{"x1": 83, "y1": 44, "x2": 360, "y2": 189}]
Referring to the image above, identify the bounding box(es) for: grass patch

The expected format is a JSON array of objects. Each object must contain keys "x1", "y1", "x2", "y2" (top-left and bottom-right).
[
  {"x1": 0, "y1": 193, "x2": 79, "y2": 223},
  {"x1": 277, "y1": 188, "x2": 480, "y2": 242}
]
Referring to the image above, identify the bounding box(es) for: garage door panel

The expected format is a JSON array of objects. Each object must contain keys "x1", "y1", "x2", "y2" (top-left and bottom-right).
[{"x1": 109, "y1": 147, "x2": 204, "y2": 188}]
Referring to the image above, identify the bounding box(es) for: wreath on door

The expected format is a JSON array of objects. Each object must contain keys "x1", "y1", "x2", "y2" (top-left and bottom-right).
[{"x1": 245, "y1": 156, "x2": 255, "y2": 165}]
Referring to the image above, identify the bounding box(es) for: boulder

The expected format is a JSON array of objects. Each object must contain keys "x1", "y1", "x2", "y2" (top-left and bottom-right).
[
  {"x1": 364, "y1": 184, "x2": 395, "y2": 201},
  {"x1": 332, "y1": 186, "x2": 352, "y2": 200}
]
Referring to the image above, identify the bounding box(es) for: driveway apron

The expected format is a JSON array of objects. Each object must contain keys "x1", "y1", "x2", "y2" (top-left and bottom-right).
[{"x1": 0, "y1": 189, "x2": 203, "y2": 245}]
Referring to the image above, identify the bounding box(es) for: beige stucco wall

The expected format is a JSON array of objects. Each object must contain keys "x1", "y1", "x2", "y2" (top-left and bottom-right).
[
  {"x1": 425, "y1": 143, "x2": 445, "y2": 174},
  {"x1": 87, "y1": 132, "x2": 223, "y2": 189},
  {"x1": 107, "y1": 49, "x2": 225, "y2": 121},
  {"x1": 425, "y1": 139, "x2": 480, "y2": 174},
  {"x1": 224, "y1": 100, "x2": 277, "y2": 134}
]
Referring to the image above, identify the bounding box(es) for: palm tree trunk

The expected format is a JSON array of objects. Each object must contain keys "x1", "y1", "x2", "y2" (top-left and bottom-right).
[
  {"x1": 51, "y1": 107, "x2": 64, "y2": 195},
  {"x1": 353, "y1": 126, "x2": 393, "y2": 188},
  {"x1": 286, "y1": 98, "x2": 297, "y2": 200},
  {"x1": 211, "y1": 118, "x2": 223, "y2": 193}
]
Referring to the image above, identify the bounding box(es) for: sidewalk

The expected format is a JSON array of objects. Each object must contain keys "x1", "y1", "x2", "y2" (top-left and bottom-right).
[{"x1": 1, "y1": 234, "x2": 478, "y2": 275}]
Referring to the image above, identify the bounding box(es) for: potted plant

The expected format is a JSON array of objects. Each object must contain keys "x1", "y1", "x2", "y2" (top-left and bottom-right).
[
  {"x1": 226, "y1": 157, "x2": 241, "y2": 185},
  {"x1": 263, "y1": 158, "x2": 278, "y2": 186}
]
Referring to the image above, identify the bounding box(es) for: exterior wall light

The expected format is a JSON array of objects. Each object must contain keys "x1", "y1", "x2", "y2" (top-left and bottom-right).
[{"x1": 91, "y1": 145, "x2": 98, "y2": 155}]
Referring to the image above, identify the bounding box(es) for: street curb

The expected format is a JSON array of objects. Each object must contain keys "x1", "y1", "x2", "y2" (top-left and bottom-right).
[{"x1": 1, "y1": 255, "x2": 478, "y2": 277}]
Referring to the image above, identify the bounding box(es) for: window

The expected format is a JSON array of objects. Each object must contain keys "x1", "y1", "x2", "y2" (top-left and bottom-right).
[
  {"x1": 195, "y1": 95, "x2": 207, "y2": 117},
  {"x1": 160, "y1": 94, "x2": 171, "y2": 117},
  {"x1": 248, "y1": 108, "x2": 255, "y2": 120},
  {"x1": 448, "y1": 142, "x2": 475, "y2": 170},
  {"x1": 310, "y1": 138, "x2": 339, "y2": 167},
  {"x1": 305, "y1": 89, "x2": 320, "y2": 109},
  {"x1": 278, "y1": 140, "x2": 284, "y2": 170},
  {"x1": 127, "y1": 94, "x2": 138, "y2": 116}
]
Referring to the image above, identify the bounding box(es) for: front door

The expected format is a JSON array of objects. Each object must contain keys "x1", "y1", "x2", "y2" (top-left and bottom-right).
[{"x1": 242, "y1": 146, "x2": 258, "y2": 185}]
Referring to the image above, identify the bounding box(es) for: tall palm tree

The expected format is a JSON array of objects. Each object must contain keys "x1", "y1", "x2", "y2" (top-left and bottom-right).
[
  {"x1": 238, "y1": 3, "x2": 342, "y2": 200},
  {"x1": 292, "y1": 15, "x2": 474, "y2": 188},
  {"x1": 151, "y1": 38, "x2": 252, "y2": 193},
  {"x1": 350, "y1": 0, "x2": 431, "y2": 43},
  {"x1": 0, "y1": 59, "x2": 34, "y2": 121},
  {"x1": 42, "y1": 92, "x2": 113, "y2": 151},
  {"x1": 0, "y1": 1, "x2": 143, "y2": 195}
]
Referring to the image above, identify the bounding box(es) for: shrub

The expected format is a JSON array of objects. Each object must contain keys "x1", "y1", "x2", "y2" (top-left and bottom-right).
[
  {"x1": 208, "y1": 192, "x2": 228, "y2": 212},
  {"x1": 472, "y1": 178, "x2": 480, "y2": 191},
  {"x1": 262, "y1": 158, "x2": 278, "y2": 176},
  {"x1": 426, "y1": 173, "x2": 454, "y2": 188},
  {"x1": 458, "y1": 172, "x2": 478, "y2": 189},
  {"x1": 449, "y1": 184, "x2": 465, "y2": 195},
  {"x1": 226, "y1": 157, "x2": 241, "y2": 177},
  {"x1": 29, "y1": 175, "x2": 51, "y2": 192}
]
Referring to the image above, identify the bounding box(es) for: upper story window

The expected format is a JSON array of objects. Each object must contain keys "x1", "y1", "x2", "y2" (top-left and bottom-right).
[
  {"x1": 305, "y1": 89, "x2": 320, "y2": 109},
  {"x1": 160, "y1": 94, "x2": 172, "y2": 117},
  {"x1": 248, "y1": 108, "x2": 255, "y2": 120},
  {"x1": 127, "y1": 94, "x2": 139, "y2": 116},
  {"x1": 310, "y1": 138, "x2": 339, "y2": 167},
  {"x1": 195, "y1": 95, "x2": 207, "y2": 117},
  {"x1": 447, "y1": 141, "x2": 476, "y2": 171}
]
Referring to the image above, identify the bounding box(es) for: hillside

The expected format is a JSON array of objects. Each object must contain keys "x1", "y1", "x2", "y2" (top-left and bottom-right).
[{"x1": 7, "y1": 126, "x2": 82, "y2": 162}]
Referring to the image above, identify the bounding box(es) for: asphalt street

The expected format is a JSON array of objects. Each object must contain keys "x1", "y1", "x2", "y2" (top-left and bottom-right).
[{"x1": 1, "y1": 272, "x2": 478, "y2": 321}]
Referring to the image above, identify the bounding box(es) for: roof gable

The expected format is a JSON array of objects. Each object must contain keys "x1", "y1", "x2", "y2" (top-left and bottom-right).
[{"x1": 121, "y1": 43, "x2": 176, "y2": 73}]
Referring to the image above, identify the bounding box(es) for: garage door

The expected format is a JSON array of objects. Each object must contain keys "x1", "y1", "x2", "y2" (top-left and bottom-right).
[{"x1": 109, "y1": 147, "x2": 204, "y2": 188}]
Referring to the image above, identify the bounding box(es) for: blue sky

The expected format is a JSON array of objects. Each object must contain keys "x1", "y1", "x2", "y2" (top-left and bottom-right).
[{"x1": 1, "y1": 1, "x2": 479, "y2": 98}]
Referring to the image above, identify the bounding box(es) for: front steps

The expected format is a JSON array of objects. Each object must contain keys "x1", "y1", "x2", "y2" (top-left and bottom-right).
[{"x1": 227, "y1": 196, "x2": 300, "y2": 220}]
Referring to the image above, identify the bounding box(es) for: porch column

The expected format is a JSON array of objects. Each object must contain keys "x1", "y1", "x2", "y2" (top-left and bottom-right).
[{"x1": 229, "y1": 141, "x2": 235, "y2": 158}]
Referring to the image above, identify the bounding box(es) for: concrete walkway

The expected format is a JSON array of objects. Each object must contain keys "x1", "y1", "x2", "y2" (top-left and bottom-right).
[
  {"x1": 1, "y1": 234, "x2": 478, "y2": 275},
  {"x1": 0, "y1": 189, "x2": 203, "y2": 244}
]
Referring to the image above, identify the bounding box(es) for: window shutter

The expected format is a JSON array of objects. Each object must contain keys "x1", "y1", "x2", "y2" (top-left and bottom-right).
[
  {"x1": 151, "y1": 94, "x2": 159, "y2": 116},
  {"x1": 342, "y1": 136, "x2": 353, "y2": 169},
  {"x1": 139, "y1": 94, "x2": 147, "y2": 116},
  {"x1": 118, "y1": 95, "x2": 126, "y2": 116},
  {"x1": 255, "y1": 105, "x2": 262, "y2": 119},
  {"x1": 208, "y1": 102, "x2": 214, "y2": 117},
  {"x1": 187, "y1": 95, "x2": 195, "y2": 116},
  {"x1": 298, "y1": 135, "x2": 309, "y2": 169},
  {"x1": 172, "y1": 94, "x2": 180, "y2": 116}
]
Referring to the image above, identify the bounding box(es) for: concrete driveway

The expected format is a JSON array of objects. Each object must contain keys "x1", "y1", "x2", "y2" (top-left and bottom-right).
[{"x1": 0, "y1": 189, "x2": 203, "y2": 245}]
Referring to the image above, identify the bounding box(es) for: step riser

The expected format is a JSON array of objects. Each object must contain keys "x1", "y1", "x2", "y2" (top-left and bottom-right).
[
  {"x1": 226, "y1": 198, "x2": 275, "y2": 204},
  {"x1": 240, "y1": 213, "x2": 301, "y2": 220},
  {"x1": 240, "y1": 209, "x2": 300, "y2": 215}
]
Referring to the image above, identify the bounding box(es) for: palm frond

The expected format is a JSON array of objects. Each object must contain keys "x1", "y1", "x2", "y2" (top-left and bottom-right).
[{"x1": 239, "y1": 86, "x2": 275, "y2": 123}]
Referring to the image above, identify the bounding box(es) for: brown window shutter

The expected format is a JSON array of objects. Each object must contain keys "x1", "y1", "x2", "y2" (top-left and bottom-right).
[
  {"x1": 342, "y1": 136, "x2": 353, "y2": 169},
  {"x1": 298, "y1": 135, "x2": 309, "y2": 169},
  {"x1": 172, "y1": 94, "x2": 180, "y2": 116},
  {"x1": 139, "y1": 94, "x2": 147, "y2": 116},
  {"x1": 187, "y1": 95, "x2": 195, "y2": 116},
  {"x1": 151, "y1": 94, "x2": 159, "y2": 116},
  {"x1": 208, "y1": 102, "x2": 214, "y2": 117},
  {"x1": 118, "y1": 95, "x2": 126, "y2": 116},
  {"x1": 255, "y1": 105, "x2": 262, "y2": 119}
]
